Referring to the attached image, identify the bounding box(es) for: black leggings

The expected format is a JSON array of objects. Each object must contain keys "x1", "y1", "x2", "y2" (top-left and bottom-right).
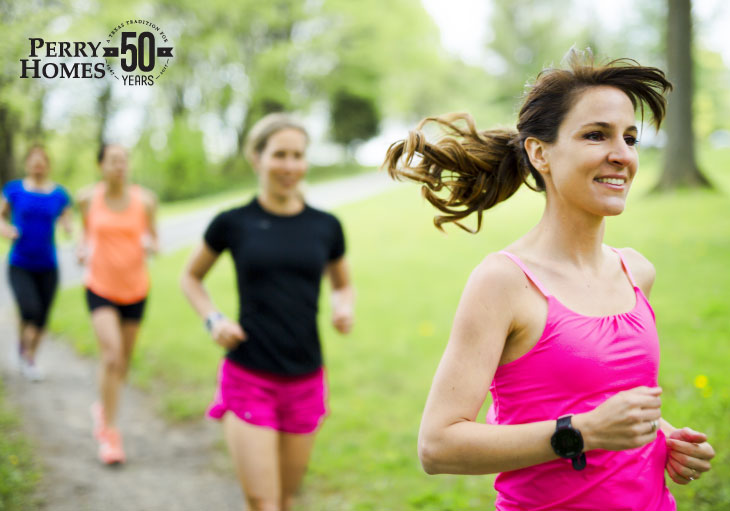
[{"x1": 8, "y1": 264, "x2": 59, "y2": 328}]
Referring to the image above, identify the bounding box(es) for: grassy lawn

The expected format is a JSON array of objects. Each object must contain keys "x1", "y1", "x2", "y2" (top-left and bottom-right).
[
  {"x1": 50, "y1": 146, "x2": 730, "y2": 510},
  {"x1": 0, "y1": 380, "x2": 40, "y2": 511}
]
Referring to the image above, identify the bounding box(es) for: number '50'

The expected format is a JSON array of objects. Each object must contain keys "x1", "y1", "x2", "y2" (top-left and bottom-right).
[{"x1": 121, "y1": 31, "x2": 156, "y2": 72}]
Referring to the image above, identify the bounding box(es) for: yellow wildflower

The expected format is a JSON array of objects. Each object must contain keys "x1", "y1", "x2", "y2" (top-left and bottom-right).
[{"x1": 694, "y1": 375, "x2": 708, "y2": 389}]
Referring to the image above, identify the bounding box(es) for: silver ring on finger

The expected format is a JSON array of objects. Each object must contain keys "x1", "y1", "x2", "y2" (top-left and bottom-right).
[
  {"x1": 689, "y1": 468, "x2": 698, "y2": 481},
  {"x1": 649, "y1": 419, "x2": 658, "y2": 433}
]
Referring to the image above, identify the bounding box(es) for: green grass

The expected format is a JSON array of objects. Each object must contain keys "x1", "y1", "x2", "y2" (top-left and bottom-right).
[
  {"x1": 50, "y1": 147, "x2": 730, "y2": 510},
  {"x1": 0, "y1": 380, "x2": 40, "y2": 511}
]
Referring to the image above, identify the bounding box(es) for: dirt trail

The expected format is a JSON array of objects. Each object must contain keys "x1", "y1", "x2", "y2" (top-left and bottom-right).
[{"x1": 0, "y1": 310, "x2": 243, "y2": 511}]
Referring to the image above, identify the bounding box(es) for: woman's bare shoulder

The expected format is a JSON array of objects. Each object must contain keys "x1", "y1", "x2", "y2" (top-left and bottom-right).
[
  {"x1": 136, "y1": 186, "x2": 158, "y2": 211},
  {"x1": 466, "y1": 251, "x2": 533, "y2": 301},
  {"x1": 617, "y1": 247, "x2": 656, "y2": 294}
]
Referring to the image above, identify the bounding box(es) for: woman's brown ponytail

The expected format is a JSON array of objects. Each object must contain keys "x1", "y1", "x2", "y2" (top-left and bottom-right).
[{"x1": 382, "y1": 113, "x2": 536, "y2": 233}]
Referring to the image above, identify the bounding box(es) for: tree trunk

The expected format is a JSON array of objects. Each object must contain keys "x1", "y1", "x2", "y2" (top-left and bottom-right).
[
  {"x1": 28, "y1": 89, "x2": 46, "y2": 141},
  {"x1": 97, "y1": 83, "x2": 112, "y2": 147},
  {"x1": 654, "y1": 0, "x2": 711, "y2": 190},
  {"x1": 0, "y1": 104, "x2": 16, "y2": 186}
]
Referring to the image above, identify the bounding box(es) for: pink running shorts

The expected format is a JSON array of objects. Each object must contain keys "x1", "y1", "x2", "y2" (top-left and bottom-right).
[{"x1": 207, "y1": 358, "x2": 328, "y2": 434}]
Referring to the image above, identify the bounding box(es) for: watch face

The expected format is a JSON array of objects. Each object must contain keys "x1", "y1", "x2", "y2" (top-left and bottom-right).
[{"x1": 551, "y1": 428, "x2": 584, "y2": 458}]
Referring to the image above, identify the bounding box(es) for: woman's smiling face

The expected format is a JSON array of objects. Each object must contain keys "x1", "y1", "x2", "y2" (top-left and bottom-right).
[
  {"x1": 254, "y1": 128, "x2": 308, "y2": 201},
  {"x1": 25, "y1": 148, "x2": 50, "y2": 180},
  {"x1": 540, "y1": 85, "x2": 639, "y2": 218}
]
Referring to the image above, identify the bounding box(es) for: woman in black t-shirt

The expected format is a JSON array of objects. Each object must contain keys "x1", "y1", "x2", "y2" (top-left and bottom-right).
[{"x1": 181, "y1": 113, "x2": 354, "y2": 511}]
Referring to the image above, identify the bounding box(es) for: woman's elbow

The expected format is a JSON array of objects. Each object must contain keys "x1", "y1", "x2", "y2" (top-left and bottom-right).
[
  {"x1": 179, "y1": 271, "x2": 196, "y2": 294},
  {"x1": 418, "y1": 433, "x2": 446, "y2": 475}
]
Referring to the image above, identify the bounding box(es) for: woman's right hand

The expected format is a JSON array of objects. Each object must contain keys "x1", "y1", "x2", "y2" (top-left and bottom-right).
[
  {"x1": 0, "y1": 223, "x2": 18, "y2": 240},
  {"x1": 211, "y1": 318, "x2": 246, "y2": 349},
  {"x1": 574, "y1": 386, "x2": 663, "y2": 451}
]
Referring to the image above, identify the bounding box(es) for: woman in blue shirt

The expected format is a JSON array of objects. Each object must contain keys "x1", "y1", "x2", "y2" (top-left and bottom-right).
[{"x1": 1, "y1": 145, "x2": 72, "y2": 381}]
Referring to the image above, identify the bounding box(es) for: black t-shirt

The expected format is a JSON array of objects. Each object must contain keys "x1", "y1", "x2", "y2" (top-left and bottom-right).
[{"x1": 204, "y1": 197, "x2": 345, "y2": 375}]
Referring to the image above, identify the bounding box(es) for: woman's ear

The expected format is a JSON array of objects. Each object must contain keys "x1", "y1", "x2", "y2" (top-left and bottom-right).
[
  {"x1": 524, "y1": 137, "x2": 550, "y2": 176},
  {"x1": 250, "y1": 153, "x2": 260, "y2": 173}
]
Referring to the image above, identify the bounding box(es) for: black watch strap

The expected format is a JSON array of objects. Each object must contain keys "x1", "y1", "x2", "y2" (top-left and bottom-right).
[
  {"x1": 572, "y1": 452, "x2": 587, "y2": 471},
  {"x1": 205, "y1": 311, "x2": 224, "y2": 333},
  {"x1": 554, "y1": 415, "x2": 586, "y2": 471},
  {"x1": 556, "y1": 415, "x2": 571, "y2": 429}
]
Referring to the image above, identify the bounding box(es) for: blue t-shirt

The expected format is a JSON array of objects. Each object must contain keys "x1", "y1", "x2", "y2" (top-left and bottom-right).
[{"x1": 3, "y1": 179, "x2": 71, "y2": 271}]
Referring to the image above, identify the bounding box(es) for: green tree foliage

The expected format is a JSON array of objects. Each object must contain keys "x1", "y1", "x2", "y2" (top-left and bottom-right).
[
  {"x1": 694, "y1": 49, "x2": 730, "y2": 139},
  {"x1": 330, "y1": 90, "x2": 379, "y2": 160},
  {"x1": 486, "y1": 0, "x2": 590, "y2": 104},
  {"x1": 1, "y1": 0, "x2": 499, "y2": 196},
  {"x1": 313, "y1": 0, "x2": 445, "y2": 116},
  {"x1": 3, "y1": 0, "x2": 727, "y2": 199},
  {"x1": 134, "y1": 117, "x2": 209, "y2": 201}
]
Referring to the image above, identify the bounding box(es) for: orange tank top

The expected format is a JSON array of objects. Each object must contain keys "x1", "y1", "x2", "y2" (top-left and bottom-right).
[{"x1": 85, "y1": 183, "x2": 149, "y2": 304}]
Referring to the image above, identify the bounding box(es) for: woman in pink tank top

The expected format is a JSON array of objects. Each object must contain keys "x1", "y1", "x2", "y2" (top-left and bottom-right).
[
  {"x1": 77, "y1": 144, "x2": 158, "y2": 465},
  {"x1": 383, "y1": 49, "x2": 715, "y2": 510}
]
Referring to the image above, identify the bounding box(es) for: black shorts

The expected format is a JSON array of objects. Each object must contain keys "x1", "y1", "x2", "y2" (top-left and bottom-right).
[
  {"x1": 8, "y1": 264, "x2": 59, "y2": 328},
  {"x1": 85, "y1": 288, "x2": 147, "y2": 321}
]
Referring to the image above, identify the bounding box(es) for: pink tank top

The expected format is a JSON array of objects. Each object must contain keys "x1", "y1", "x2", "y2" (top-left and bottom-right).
[{"x1": 487, "y1": 249, "x2": 675, "y2": 511}]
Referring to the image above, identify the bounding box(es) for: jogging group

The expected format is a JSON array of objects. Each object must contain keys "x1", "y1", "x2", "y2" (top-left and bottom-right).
[{"x1": 1, "y1": 51, "x2": 716, "y2": 510}]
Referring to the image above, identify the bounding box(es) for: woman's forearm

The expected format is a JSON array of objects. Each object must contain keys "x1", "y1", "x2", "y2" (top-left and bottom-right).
[
  {"x1": 420, "y1": 419, "x2": 561, "y2": 475},
  {"x1": 0, "y1": 217, "x2": 15, "y2": 239},
  {"x1": 331, "y1": 285, "x2": 355, "y2": 311},
  {"x1": 59, "y1": 210, "x2": 73, "y2": 237},
  {"x1": 180, "y1": 273, "x2": 218, "y2": 321}
]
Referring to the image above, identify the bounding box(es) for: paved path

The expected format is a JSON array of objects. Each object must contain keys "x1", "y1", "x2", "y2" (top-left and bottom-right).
[{"x1": 0, "y1": 171, "x2": 397, "y2": 510}]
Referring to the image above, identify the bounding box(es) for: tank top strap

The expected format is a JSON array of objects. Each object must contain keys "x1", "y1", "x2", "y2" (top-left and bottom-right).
[
  {"x1": 610, "y1": 247, "x2": 638, "y2": 288},
  {"x1": 498, "y1": 250, "x2": 551, "y2": 297}
]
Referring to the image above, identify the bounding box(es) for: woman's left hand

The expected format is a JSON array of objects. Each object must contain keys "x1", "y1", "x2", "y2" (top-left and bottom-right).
[
  {"x1": 665, "y1": 427, "x2": 715, "y2": 484},
  {"x1": 332, "y1": 305, "x2": 354, "y2": 334}
]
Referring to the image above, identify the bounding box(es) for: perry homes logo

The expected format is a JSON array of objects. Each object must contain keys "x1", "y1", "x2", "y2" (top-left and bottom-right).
[
  {"x1": 104, "y1": 19, "x2": 173, "y2": 85},
  {"x1": 20, "y1": 19, "x2": 173, "y2": 86}
]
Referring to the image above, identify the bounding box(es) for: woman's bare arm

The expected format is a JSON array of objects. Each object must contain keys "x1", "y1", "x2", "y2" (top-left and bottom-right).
[
  {"x1": 326, "y1": 256, "x2": 355, "y2": 334},
  {"x1": 180, "y1": 242, "x2": 245, "y2": 348},
  {"x1": 0, "y1": 198, "x2": 18, "y2": 239}
]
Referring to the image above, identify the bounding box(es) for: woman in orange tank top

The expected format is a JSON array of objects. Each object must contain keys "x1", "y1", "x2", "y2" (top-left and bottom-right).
[{"x1": 77, "y1": 143, "x2": 158, "y2": 465}]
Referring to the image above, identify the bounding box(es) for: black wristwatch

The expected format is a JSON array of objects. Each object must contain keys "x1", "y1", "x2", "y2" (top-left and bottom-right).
[
  {"x1": 205, "y1": 311, "x2": 224, "y2": 333},
  {"x1": 550, "y1": 415, "x2": 586, "y2": 471}
]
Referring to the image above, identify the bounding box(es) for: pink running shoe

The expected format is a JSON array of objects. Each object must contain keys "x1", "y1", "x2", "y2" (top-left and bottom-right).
[
  {"x1": 90, "y1": 402, "x2": 106, "y2": 440},
  {"x1": 97, "y1": 427, "x2": 125, "y2": 465}
]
